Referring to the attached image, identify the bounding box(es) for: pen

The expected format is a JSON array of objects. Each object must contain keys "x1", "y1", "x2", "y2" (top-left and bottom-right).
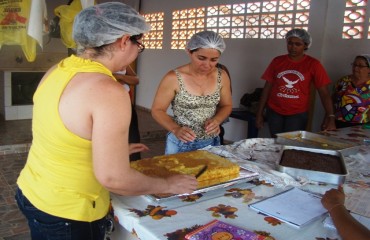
[
  {"x1": 195, "y1": 165, "x2": 208, "y2": 179},
  {"x1": 309, "y1": 193, "x2": 322, "y2": 199}
]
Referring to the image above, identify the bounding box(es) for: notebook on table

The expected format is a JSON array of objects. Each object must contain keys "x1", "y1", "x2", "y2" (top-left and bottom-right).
[{"x1": 249, "y1": 187, "x2": 327, "y2": 228}]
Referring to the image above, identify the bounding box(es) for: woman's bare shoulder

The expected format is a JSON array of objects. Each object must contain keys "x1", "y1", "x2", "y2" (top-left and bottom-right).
[
  {"x1": 161, "y1": 69, "x2": 179, "y2": 84},
  {"x1": 163, "y1": 69, "x2": 177, "y2": 78},
  {"x1": 175, "y1": 64, "x2": 188, "y2": 73},
  {"x1": 70, "y1": 72, "x2": 127, "y2": 103}
]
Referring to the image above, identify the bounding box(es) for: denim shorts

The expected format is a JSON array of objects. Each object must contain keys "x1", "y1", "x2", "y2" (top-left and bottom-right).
[
  {"x1": 165, "y1": 132, "x2": 220, "y2": 155},
  {"x1": 15, "y1": 187, "x2": 108, "y2": 240}
]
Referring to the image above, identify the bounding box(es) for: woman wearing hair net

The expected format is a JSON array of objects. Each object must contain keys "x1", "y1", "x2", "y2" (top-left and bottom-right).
[
  {"x1": 15, "y1": 3, "x2": 197, "y2": 239},
  {"x1": 255, "y1": 28, "x2": 336, "y2": 137},
  {"x1": 152, "y1": 30, "x2": 232, "y2": 154}
]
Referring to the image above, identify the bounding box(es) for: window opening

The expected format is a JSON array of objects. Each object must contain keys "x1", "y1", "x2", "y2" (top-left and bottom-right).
[
  {"x1": 171, "y1": 0, "x2": 311, "y2": 49},
  {"x1": 342, "y1": 0, "x2": 369, "y2": 39},
  {"x1": 142, "y1": 12, "x2": 164, "y2": 49}
]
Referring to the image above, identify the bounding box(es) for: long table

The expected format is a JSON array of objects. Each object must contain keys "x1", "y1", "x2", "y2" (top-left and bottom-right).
[{"x1": 110, "y1": 126, "x2": 370, "y2": 240}]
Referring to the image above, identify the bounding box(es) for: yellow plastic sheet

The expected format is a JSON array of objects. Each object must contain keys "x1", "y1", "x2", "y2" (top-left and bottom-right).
[
  {"x1": 0, "y1": 0, "x2": 37, "y2": 62},
  {"x1": 54, "y1": 0, "x2": 83, "y2": 49}
]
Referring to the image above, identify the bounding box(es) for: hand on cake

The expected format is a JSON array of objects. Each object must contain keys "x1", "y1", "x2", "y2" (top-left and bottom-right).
[{"x1": 165, "y1": 174, "x2": 198, "y2": 194}]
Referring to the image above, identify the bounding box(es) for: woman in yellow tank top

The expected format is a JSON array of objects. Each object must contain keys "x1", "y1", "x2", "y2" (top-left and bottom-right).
[{"x1": 15, "y1": 3, "x2": 197, "y2": 240}]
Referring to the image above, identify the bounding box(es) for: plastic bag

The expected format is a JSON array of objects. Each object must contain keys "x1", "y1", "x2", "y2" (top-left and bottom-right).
[
  {"x1": 0, "y1": 0, "x2": 37, "y2": 62},
  {"x1": 54, "y1": 0, "x2": 83, "y2": 48}
]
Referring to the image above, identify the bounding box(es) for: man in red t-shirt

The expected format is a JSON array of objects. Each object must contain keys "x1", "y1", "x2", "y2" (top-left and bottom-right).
[{"x1": 255, "y1": 28, "x2": 336, "y2": 137}]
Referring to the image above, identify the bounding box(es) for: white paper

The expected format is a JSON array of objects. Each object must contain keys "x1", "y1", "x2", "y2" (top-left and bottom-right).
[
  {"x1": 345, "y1": 188, "x2": 370, "y2": 218},
  {"x1": 249, "y1": 187, "x2": 327, "y2": 228}
]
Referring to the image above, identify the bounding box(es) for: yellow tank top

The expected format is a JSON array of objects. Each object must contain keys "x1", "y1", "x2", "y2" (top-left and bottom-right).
[{"x1": 17, "y1": 55, "x2": 115, "y2": 221}]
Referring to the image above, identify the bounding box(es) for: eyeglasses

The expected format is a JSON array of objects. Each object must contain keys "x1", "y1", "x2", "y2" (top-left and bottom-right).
[
  {"x1": 351, "y1": 63, "x2": 369, "y2": 69},
  {"x1": 129, "y1": 34, "x2": 145, "y2": 53}
]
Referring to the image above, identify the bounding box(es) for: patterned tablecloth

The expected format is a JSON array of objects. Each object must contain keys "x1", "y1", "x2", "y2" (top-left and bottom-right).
[{"x1": 111, "y1": 126, "x2": 370, "y2": 240}]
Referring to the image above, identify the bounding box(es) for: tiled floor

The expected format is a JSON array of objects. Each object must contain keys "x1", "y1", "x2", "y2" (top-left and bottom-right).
[{"x1": 0, "y1": 107, "x2": 167, "y2": 240}]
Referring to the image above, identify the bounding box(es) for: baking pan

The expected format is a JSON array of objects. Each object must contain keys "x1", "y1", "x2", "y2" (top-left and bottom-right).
[
  {"x1": 275, "y1": 131, "x2": 359, "y2": 156},
  {"x1": 147, "y1": 167, "x2": 259, "y2": 202},
  {"x1": 277, "y1": 145, "x2": 348, "y2": 185}
]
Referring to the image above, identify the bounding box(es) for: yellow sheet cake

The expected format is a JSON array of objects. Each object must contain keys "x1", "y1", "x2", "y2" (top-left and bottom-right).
[{"x1": 130, "y1": 150, "x2": 240, "y2": 189}]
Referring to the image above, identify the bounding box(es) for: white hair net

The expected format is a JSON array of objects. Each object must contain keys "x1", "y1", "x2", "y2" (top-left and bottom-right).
[
  {"x1": 186, "y1": 30, "x2": 226, "y2": 53},
  {"x1": 73, "y1": 2, "x2": 151, "y2": 48},
  {"x1": 285, "y1": 28, "x2": 312, "y2": 49}
]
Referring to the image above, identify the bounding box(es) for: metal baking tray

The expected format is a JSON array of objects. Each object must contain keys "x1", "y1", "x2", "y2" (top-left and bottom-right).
[
  {"x1": 147, "y1": 167, "x2": 259, "y2": 202},
  {"x1": 277, "y1": 145, "x2": 348, "y2": 185},
  {"x1": 275, "y1": 131, "x2": 359, "y2": 156}
]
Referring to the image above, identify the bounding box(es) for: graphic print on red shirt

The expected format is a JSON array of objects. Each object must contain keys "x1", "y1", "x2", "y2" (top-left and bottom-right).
[{"x1": 261, "y1": 55, "x2": 331, "y2": 115}]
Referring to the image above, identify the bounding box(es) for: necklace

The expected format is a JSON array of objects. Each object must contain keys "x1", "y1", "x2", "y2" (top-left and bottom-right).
[
  {"x1": 187, "y1": 65, "x2": 211, "y2": 88},
  {"x1": 191, "y1": 77, "x2": 210, "y2": 89}
]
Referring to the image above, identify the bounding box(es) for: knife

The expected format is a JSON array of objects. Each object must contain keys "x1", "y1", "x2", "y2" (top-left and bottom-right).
[{"x1": 195, "y1": 165, "x2": 208, "y2": 179}]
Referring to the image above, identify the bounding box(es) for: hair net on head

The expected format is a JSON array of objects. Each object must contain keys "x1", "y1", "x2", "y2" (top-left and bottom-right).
[
  {"x1": 285, "y1": 28, "x2": 312, "y2": 49},
  {"x1": 355, "y1": 54, "x2": 370, "y2": 67},
  {"x1": 73, "y1": 2, "x2": 151, "y2": 48},
  {"x1": 186, "y1": 30, "x2": 226, "y2": 53}
]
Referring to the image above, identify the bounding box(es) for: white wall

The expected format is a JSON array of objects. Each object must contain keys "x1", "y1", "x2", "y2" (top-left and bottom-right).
[{"x1": 135, "y1": 0, "x2": 369, "y2": 141}]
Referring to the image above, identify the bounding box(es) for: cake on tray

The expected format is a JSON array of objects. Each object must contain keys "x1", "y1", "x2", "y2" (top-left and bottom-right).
[
  {"x1": 280, "y1": 149, "x2": 344, "y2": 174},
  {"x1": 130, "y1": 150, "x2": 240, "y2": 189}
]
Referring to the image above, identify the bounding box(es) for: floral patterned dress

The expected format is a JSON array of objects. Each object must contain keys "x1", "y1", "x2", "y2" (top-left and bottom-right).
[{"x1": 333, "y1": 75, "x2": 370, "y2": 124}]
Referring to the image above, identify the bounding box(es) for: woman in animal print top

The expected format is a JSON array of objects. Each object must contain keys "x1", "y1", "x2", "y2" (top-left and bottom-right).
[{"x1": 152, "y1": 31, "x2": 232, "y2": 154}]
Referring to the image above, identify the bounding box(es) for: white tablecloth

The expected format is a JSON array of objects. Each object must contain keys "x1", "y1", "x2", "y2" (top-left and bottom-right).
[{"x1": 111, "y1": 126, "x2": 370, "y2": 240}]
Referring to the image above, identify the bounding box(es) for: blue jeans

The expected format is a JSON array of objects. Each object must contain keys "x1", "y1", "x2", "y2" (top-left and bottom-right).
[
  {"x1": 165, "y1": 132, "x2": 220, "y2": 155},
  {"x1": 15, "y1": 187, "x2": 107, "y2": 240},
  {"x1": 266, "y1": 107, "x2": 308, "y2": 138}
]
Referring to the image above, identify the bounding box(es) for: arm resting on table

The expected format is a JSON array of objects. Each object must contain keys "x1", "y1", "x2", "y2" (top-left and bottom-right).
[{"x1": 329, "y1": 205, "x2": 370, "y2": 240}]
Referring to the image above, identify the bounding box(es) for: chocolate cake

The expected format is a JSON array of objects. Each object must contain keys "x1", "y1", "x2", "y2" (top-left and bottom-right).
[{"x1": 280, "y1": 149, "x2": 344, "y2": 174}]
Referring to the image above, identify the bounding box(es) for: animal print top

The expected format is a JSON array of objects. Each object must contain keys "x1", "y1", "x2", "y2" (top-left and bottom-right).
[{"x1": 172, "y1": 68, "x2": 222, "y2": 140}]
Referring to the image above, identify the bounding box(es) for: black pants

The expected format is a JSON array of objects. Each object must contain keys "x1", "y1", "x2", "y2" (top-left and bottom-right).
[
  {"x1": 219, "y1": 125, "x2": 225, "y2": 145},
  {"x1": 129, "y1": 106, "x2": 141, "y2": 161},
  {"x1": 15, "y1": 188, "x2": 107, "y2": 240},
  {"x1": 266, "y1": 107, "x2": 308, "y2": 138}
]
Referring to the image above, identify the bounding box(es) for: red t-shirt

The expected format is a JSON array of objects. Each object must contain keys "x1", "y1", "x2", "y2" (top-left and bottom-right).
[{"x1": 261, "y1": 54, "x2": 331, "y2": 115}]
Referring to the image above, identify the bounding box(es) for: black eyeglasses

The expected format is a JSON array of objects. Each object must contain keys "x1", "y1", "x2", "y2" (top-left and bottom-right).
[
  {"x1": 129, "y1": 34, "x2": 145, "y2": 53},
  {"x1": 351, "y1": 63, "x2": 369, "y2": 69}
]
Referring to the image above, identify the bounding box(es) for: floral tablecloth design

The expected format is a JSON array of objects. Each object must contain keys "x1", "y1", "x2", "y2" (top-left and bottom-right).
[{"x1": 111, "y1": 126, "x2": 370, "y2": 240}]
